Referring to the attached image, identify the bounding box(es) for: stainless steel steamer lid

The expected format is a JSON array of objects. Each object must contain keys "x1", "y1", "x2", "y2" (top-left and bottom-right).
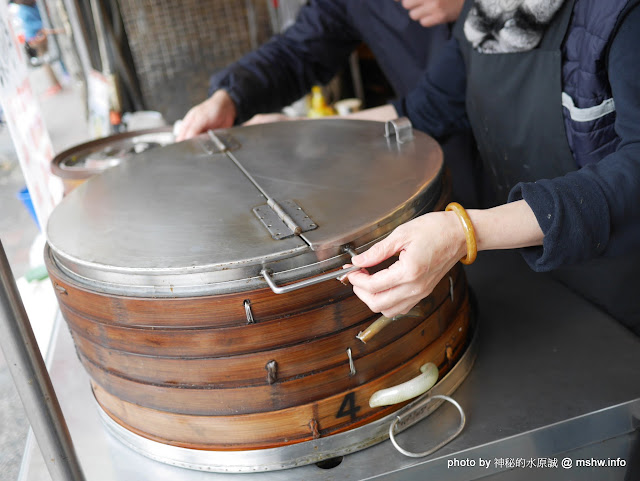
[{"x1": 47, "y1": 119, "x2": 443, "y2": 296}]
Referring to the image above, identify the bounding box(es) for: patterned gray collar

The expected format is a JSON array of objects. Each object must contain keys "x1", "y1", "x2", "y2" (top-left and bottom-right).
[{"x1": 464, "y1": 0, "x2": 566, "y2": 53}]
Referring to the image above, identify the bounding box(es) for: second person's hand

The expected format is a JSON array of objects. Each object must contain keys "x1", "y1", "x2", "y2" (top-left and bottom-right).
[
  {"x1": 175, "y1": 89, "x2": 237, "y2": 141},
  {"x1": 397, "y1": 0, "x2": 464, "y2": 27}
]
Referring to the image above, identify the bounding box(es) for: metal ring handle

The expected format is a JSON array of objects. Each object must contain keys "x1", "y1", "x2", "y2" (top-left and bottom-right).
[
  {"x1": 389, "y1": 394, "x2": 466, "y2": 458},
  {"x1": 261, "y1": 265, "x2": 362, "y2": 294}
]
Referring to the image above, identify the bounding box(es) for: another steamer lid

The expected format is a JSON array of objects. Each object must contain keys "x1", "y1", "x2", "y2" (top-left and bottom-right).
[
  {"x1": 47, "y1": 119, "x2": 443, "y2": 297},
  {"x1": 51, "y1": 127, "x2": 175, "y2": 179}
]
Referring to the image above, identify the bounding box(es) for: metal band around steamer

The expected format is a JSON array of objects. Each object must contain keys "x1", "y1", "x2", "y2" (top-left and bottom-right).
[
  {"x1": 44, "y1": 179, "x2": 441, "y2": 298},
  {"x1": 96, "y1": 318, "x2": 478, "y2": 473}
]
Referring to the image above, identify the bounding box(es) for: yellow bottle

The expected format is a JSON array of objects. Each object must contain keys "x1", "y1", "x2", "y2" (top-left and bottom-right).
[{"x1": 308, "y1": 86, "x2": 336, "y2": 118}]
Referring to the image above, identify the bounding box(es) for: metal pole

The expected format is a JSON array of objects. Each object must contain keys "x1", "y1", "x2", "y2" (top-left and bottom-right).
[
  {"x1": 35, "y1": 0, "x2": 61, "y2": 63},
  {"x1": 0, "y1": 240, "x2": 85, "y2": 481},
  {"x1": 88, "y1": 0, "x2": 111, "y2": 76},
  {"x1": 349, "y1": 51, "x2": 365, "y2": 104}
]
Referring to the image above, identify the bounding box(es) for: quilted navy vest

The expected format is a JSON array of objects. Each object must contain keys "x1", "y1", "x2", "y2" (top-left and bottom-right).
[{"x1": 561, "y1": 0, "x2": 638, "y2": 167}]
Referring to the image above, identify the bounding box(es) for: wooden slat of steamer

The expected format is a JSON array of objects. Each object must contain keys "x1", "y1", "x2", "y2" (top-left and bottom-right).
[
  {"x1": 58, "y1": 293, "x2": 372, "y2": 357},
  {"x1": 69, "y1": 315, "x2": 415, "y2": 386},
  {"x1": 93, "y1": 301, "x2": 470, "y2": 450},
  {"x1": 80, "y1": 289, "x2": 465, "y2": 415},
  {"x1": 45, "y1": 246, "x2": 354, "y2": 328},
  {"x1": 57, "y1": 263, "x2": 462, "y2": 358},
  {"x1": 70, "y1": 268, "x2": 464, "y2": 386}
]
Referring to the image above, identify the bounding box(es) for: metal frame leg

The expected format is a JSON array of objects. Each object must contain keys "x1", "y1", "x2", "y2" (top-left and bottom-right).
[{"x1": 0, "y1": 240, "x2": 85, "y2": 481}]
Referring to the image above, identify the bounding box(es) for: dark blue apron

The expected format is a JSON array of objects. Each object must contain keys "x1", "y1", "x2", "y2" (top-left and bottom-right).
[
  {"x1": 455, "y1": 0, "x2": 577, "y2": 205},
  {"x1": 453, "y1": 0, "x2": 640, "y2": 334}
]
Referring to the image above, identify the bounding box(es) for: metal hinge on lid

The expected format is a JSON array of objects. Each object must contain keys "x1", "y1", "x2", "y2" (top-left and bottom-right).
[
  {"x1": 206, "y1": 130, "x2": 317, "y2": 240},
  {"x1": 200, "y1": 132, "x2": 241, "y2": 155},
  {"x1": 254, "y1": 200, "x2": 318, "y2": 240}
]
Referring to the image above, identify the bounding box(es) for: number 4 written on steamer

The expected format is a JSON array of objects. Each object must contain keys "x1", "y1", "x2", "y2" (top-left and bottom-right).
[{"x1": 336, "y1": 392, "x2": 361, "y2": 421}]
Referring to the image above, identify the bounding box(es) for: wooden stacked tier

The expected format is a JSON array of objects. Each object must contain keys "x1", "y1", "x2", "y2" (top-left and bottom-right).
[{"x1": 46, "y1": 249, "x2": 470, "y2": 451}]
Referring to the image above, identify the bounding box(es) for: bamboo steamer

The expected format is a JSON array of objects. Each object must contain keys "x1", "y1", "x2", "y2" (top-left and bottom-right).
[{"x1": 45, "y1": 119, "x2": 473, "y2": 471}]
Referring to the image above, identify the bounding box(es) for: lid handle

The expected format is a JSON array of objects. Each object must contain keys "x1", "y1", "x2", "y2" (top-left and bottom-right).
[
  {"x1": 261, "y1": 264, "x2": 361, "y2": 294},
  {"x1": 385, "y1": 117, "x2": 414, "y2": 144}
]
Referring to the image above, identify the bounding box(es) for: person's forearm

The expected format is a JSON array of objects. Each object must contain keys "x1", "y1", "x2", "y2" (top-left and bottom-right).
[
  {"x1": 467, "y1": 200, "x2": 544, "y2": 251},
  {"x1": 394, "y1": 35, "x2": 468, "y2": 140},
  {"x1": 211, "y1": 1, "x2": 359, "y2": 123},
  {"x1": 345, "y1": 104, "x2": 398, "y2": 122},
  {"x1": 346, "y1": 199, "x2": 545, "y2": 318}
]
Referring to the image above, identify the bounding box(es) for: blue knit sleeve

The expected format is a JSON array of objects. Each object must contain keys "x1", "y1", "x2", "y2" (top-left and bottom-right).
[
  {"x1": 391, "y1": 35, "x2": 469, "y2": 140},
  {"x1": 509, "y1": 4, "x2": 640, "y2": 272},
  {"x1": 209, "y1": 0, "x2": 360, "y2": 123}
]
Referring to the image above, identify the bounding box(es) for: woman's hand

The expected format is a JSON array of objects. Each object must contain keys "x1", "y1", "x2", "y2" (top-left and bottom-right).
[
  {"x1": 346, "y1": 200, "x2": 544, "y2": 317},
  {"x1": 347, "y1": 211, "x2": 467, "y2": 318},
  {"x1": 397, "y1": 0, "x2": 465, "y2": 27},
  {"x1": 175, "y1": 89, "x2": 237, "y2": 141}
]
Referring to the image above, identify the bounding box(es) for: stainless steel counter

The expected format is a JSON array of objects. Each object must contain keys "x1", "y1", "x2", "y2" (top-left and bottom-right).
[{"x1": 20, "y1": 250, "x2": 640, "y2": 480}]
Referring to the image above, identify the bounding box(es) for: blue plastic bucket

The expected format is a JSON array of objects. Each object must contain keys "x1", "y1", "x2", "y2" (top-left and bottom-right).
[{"x1": 16, "y1": 187, "x2": 41, "y2": 230}]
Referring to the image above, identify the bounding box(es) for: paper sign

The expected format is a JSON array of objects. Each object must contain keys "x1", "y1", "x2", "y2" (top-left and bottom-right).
[
  {"x1": 87, "y1": 69, "x2": 111, "y2": 138},
  {"x1": 0, "y1": 2, "x2": 63, "y2": 231}
]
